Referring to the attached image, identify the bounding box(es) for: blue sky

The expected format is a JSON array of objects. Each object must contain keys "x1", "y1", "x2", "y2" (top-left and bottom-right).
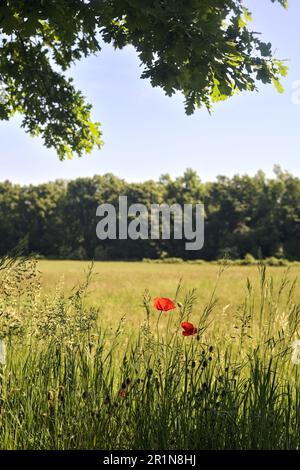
[{"x1": 0, "y1": 0, "x2": 299, "y2": 184}]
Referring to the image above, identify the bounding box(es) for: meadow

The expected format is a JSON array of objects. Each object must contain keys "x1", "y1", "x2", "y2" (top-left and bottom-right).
[
  {"x1": 1, "y1": 258, "x2": 300, "y2": 449},
  {"x1": 37, "y1": 260, "x2": 300, "y2": 330}
]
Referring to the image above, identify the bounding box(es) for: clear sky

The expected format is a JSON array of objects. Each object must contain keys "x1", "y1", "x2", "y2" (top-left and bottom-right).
[{"x1": 0, "y1": 0, "x2": 299, "y2": 185}]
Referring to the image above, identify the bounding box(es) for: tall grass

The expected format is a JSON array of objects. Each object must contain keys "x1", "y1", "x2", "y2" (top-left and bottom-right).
[{"x1": 0, "y1": 255, "x2": 300, "y2": 449}]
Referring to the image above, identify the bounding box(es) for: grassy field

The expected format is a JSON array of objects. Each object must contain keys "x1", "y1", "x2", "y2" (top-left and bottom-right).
[
  {"x1": 37, "y1": 260, "x2": 300, "y2": 329},
  {"x1": 1, "y1": 259, "x2": 300, "y2": 449}
]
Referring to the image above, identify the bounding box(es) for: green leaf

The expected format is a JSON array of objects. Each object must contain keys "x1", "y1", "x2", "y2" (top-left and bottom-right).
[{"x1": 272, "y1": 78, "x2": 285, "y2": 94}]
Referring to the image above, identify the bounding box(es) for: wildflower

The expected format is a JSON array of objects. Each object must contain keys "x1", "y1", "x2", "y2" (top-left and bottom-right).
[
  {"x1": 153, "y1": 297, "x2": 176, "y2": 312},
  {"x1": 181, "y1": 321, "x2": 198, "y2": 336},
  {"x1": 118, "y1": 389, "x2": 126, "y2": 399}
]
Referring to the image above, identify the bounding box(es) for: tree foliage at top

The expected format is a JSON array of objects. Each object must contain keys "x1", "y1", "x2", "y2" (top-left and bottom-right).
[{"x1": 0, "y1": 0, "x2": 288, "y2": 159}]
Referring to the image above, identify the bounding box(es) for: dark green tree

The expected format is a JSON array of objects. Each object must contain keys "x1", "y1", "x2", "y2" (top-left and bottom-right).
[
  {"x1": 0, "y1": 181, "x2": 21, "y2": 253},
  {"x1": 61, "y1": 174, "x2": 126, "y2": 259},
  {"x1": 1, "y1": 168, "x2": 300, "y2": 262}
]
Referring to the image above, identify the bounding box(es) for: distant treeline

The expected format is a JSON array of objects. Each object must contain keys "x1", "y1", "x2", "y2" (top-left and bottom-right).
[{"x1": 0, "y1": 167, "x2": 299, "y2": 261}]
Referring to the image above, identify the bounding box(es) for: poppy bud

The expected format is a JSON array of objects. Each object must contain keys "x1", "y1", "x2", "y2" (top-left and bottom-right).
[
  {"x1": 58, "y1": 386, "x2": 64, "y2": 402},
  {"x1": 118, "y1": 389, "x2": 126, "y2": 399}
]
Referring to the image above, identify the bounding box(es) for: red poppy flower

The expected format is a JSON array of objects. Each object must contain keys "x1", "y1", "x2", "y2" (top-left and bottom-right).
[
  {"x1": 118, "y1": 389, "x2": 126, "y2": 399},
  {"x1": 181, "y1": 321, "x2": 198, "y2": 336},
  {"x1": 153, "y1": 297, "x2": 176, "y2": 312}
]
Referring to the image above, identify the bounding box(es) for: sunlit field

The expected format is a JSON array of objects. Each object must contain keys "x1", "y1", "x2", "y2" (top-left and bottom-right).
[
  {"x1": 37, "y1": 260, "x2": 300, "y2": 330},
  {"x1": 1, "y1": 258, "x2": 300, "y2": 449}
]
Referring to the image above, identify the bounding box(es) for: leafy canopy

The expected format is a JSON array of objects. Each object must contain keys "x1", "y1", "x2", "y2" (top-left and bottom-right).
[{"x1": 0, "y1": 0, "x2": 288, "y2": 159}]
